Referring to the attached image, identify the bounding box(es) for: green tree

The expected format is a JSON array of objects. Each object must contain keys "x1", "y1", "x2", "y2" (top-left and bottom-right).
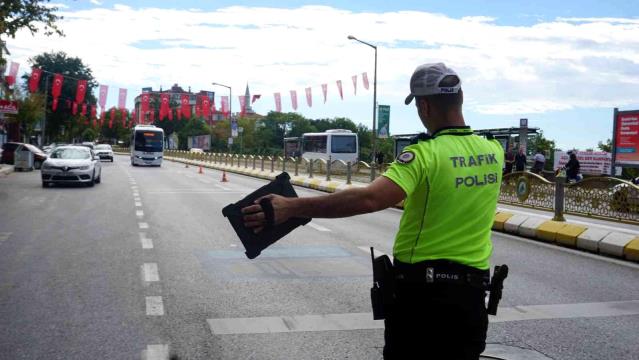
[
  {"x1": 15, "y1": 90, "x2": 45, "y2": 139},
  {"x1": 529, "y1": 130, "x2": 556, "y2": 170},
  {"x1": 598, "y1": 139, "x2": 612, "y2": 152},
  {"x1": 23, "y1": 52, "x2": 97, "y2": 143}
]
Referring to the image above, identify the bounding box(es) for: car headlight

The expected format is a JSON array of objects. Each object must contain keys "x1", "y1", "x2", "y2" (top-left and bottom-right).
[
  {"x1": 42, "y1": 163, "x2": 52, "y2": 170},
  {"x1": 79, "y1": 165, "x2": 90, "y2": 170}
]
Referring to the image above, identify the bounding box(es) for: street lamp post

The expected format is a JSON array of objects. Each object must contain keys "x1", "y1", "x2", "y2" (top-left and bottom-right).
[
  {"x1": 348, "y1": 35, "x2": 378, "y2": 181},
  {"x1": 211, "y1": 82, "x2": 232, "y2": 151}
]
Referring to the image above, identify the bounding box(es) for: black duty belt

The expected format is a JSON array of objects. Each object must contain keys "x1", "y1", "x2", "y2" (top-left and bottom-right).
[{"x1": 393, "y1": 259, "x2": 490, "y2": 290}]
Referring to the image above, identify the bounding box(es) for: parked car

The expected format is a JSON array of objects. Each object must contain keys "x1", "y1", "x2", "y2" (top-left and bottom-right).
[
  {"x1": 81, "y1": 142, "x2": 95, "y2": 150},
  {"x1": 94, "y1": 144, "x2": 114, "y2": 162},
  {"x1": 1, "y1": 142, "x2": 21, "y2": 164},
  {"x1": 15, "y1": 144, "x2": 48, "y2": 169},
  {"x1": 41, "y1": 146, "x2": 102, "y2": 187}
]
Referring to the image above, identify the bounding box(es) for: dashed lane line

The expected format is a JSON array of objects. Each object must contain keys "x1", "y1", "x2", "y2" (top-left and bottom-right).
[
  {"x1": 307, "y1": 222, "x2": 331, "y2": 232},
  {"x1": 140, "y1": 233, "x2": 154, "y2": 249},
  {"x1": 146, "y1": 296, "x2": 164, "y2": 316},
  {"x1": 142, "y1": 344, "x2": 169, "y2": 360},
  {"x1": 0, "y1": 232, "x2": 11, "y2": 245},
  {"x1": 139, "y1": 222, "x2": 149, "y2": 229},
  {"x1": 136, "y1": 210, "x2": 144, "y2": 217},
  {"x1": 142, "y1": 263, "x2": 160, "y2": 282},
  {"x1": 136, "y1": 202, "x2": 142, "y2": 207}
]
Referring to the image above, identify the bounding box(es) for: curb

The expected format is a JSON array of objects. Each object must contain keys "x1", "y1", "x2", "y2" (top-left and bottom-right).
[{"x1": 163, "y1": 155, "x2": 639, "y2": 264}]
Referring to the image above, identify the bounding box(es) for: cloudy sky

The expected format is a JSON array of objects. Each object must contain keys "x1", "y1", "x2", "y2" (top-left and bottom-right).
[{"x1": 5, "y1": 0, "x2": 639, "y2": 149}]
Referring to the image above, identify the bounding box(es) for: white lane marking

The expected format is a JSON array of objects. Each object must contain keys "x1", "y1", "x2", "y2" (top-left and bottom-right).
[
  {"x1": 307, "y1": 222, "x2": 331, "y2": 232},
  {"x1": 142, "y1": 263, "x2": 160, "y2": 282},
  {"x1": 146, "y1": 296, "x2": 164, "y2": 316},
  {"x1": 136, "y1": 210, "x2": 144, "y2": 217},
  {"x1": 134, "y1": 197, "x2": 141, "y2": 202},
  {"x1": 185, "y1": 173, "x2": 195, "y2": 178},
  {"x1": 136, "y1": 202, "x2": 142, "y2": 207},
  {"x1": 493, "y1": 232, "x2": 639, "y2": 270},
  {"x1": 133, "y1": 192, "x2": 140, "y2": 197},
  {"x1": 140, "y1": 233, "x2": 153, "y2": 249},
  {"x1": 0, "y1": 232, "x2": 11, "y2": 245},
  {"x1": 145, "y1": 190, "x2": 243, "y2": 194},
  {"x1": 496, "y1": 207, "x2": 639, "y2": 236},
  {"x1": 139, "y1": 222, "x2": 149, "y2": 229},
  {"x1": 214, "y1": 184, "x2": 232, "y2": 191},
  {"x1": 198, "y1": 178, "x2": 213, "y2": 184},
  {"x1": 357, "y1": 246, "x2": 393, "y2": 262},
  {"x1": 142, "y1": 344, "x2": 169, "y2": 360},
  {"x1": 208, "y1": 300, "x2": 639, "y2": 335},
  {"x1": 131, "y1": 185, "x2": 138, "y2": 189}
]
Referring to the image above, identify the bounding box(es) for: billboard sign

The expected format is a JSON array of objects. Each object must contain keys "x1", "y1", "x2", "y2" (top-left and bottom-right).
[
  {"x1": 0, "y1": 100, "x2": 18, "y2": 114},
  {"x1": 187, "y1": 134, "x2": 211, "y2": 150},
  {"x1": 377, "y1": 105, "x2": 390, "y2": 138},
  {"x1": 613, "y1": 108, "x2": 639, "y2": 167},
  {"x1": 553, "y1": 150, "x2": 612, "y2": 176}
]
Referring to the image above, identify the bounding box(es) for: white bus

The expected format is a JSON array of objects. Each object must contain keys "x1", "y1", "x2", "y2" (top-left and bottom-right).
[
  {"x1": 131, "y1": 125, "x2": 164, "y2": 166},
  {"x1": 301, "y1": 129, "x2": 358, "y2": 164}
]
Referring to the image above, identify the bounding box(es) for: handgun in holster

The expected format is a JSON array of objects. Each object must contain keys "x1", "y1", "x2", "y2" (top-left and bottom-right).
[
  {"x1": 370, "y1": 247, "x2": 395, "y2": 320},
  {"x1": 486, "y1": 264, "x2": 509, "y2": 315}
]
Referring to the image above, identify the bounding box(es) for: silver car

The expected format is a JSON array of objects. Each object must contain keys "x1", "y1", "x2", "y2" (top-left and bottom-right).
[
  {"x1": 41, "y1": 146, "x2": 102, "y2": 188},
  {"x1": 94, "y1": 144, "x2": 114, "y2": 162}
]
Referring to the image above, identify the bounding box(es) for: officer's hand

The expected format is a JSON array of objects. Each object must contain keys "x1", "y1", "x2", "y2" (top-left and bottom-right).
[{"x1": 241, "y1": 194, "x2": 293, "y2": 233}]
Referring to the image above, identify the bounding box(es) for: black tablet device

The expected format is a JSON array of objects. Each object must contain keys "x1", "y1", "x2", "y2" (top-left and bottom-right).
[{"x1": 222, "y1": 172, "x2": 311, "y2": 259}]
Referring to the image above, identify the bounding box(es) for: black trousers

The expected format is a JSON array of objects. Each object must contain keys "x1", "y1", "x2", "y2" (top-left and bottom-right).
[{"x1": 383, "y1": 281, "x2": 488, "y2": 359}]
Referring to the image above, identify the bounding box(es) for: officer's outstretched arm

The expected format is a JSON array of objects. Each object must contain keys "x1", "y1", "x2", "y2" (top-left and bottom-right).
[{"x1": 242, "y1": 176, "x2": 406, "y2": 230}]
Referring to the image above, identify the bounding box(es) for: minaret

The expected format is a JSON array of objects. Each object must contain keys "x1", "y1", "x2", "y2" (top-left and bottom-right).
[{"x1": 244, "y1": 83, "x2": 253, "y2": 113}]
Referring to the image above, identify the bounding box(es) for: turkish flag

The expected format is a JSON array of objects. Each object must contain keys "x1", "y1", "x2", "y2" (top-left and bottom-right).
[
  {"x1": 202, "y1": 96, "x2": 210, "y2": 117},
  {"x1": 76, "y1": 80, "x2": 88, "y2": 104},
  {"x1": 305, "y1": 87, "x2": 312, "y2": 107},
  {"x1": 150, "y1": 110, "x2": 155, "y2": 123},
  {"x1": 140, "y1": 93, "x2": 150, "y2": 115},
  {"x1": 118, "y1": 88, "x2": 127, "y2": 109},
  {"x1": 195, "y1": 104, "x2": 201, "y2": 118},
  {"x1": 290, "y1": 90, "x2": 298, "y2": 111},
  {"x1": 72, "y1": 102, "x2": 78, "y2": 115},
  {"x1": 221, "y1": 96, "x2": 229, "y2": 118},
  {"x1": 109, "y1": 108, "x2": 115, "y2": 128},
  {"x1": 51, "y1": 74, "x2": 64, "y2": 99},
  {"x1": 274, "y1": 92, "x2": 282, "y2": 112},
  {"x1": 131, "y1": 109, "x2": 136, "y2": 125},
  {"x1": 160, "y1": 93, "x2": 170, "y2": 120},
  {"x1": 251, "y1": 94, "x2": 261, "y2": 104},
  {"x1": 28, "y1": 68, "x2": 42, "y2": 93},
  {"x1": 181, "y1": 94, "x2": 191, "y2": 119},
  {"x1": 52, "y1": 98, "x2": 59, "y2": 111},
  {"x1": 238, "y1": 95, "x2": 246, "y2": 116},
  {"x1": 81, "y1": 103, "x2": 87, "y2": 116},
  {"x1": 91, "y1": 105, "x2": 97, "y2": 120},
  {"x1": 321, "y1": 84, "x2": 328, "y2": 103},
  {"x1": 176, "y1": 107, "x2": 182, "y2": 121},
  {"x1": 362, "y1": 72, "x2": 369, "y2": 90},
  {"x1": 6, "y1": 62, "x2": 19, "y2": 86},
  {"x1": 168, "y1": 108, "x2": 173, "y2": 121},
  {"x1": 121, "y1": 109, "x2": 127, "y2": 127},
  {"x1": 99, "y1": 85, "x2": 108, "y2": 110},
  {"x1": 100, "y1": 111, "x2": 106, "y2": 126},
  {"x1": 352, "y1": 75, "x2": 357, "y2": 95},
  {"x1": 336, "y1": 80, "x2": 343, "y2": 100}
]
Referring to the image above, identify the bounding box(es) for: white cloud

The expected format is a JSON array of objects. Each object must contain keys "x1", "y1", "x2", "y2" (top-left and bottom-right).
[
  {"x1": 90, "y1": 0, "x2": 102, "y2": 5},
  {"x1": 5, "y1": 5, "x2": 639, "y2": 124}
]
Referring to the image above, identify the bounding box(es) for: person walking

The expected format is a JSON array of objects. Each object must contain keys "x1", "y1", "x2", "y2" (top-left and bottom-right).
[
  {"x1": 515, "y1": 147, "x2": 527, "y2": 172},
  {"x1": 504, "y1": 145, "x2": 515, "y2": 175},
  {"x1": 242, "y1": 63, "x2": 503, "y2": 359}
]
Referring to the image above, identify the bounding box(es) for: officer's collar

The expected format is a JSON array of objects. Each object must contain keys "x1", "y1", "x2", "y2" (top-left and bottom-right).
[{"x1": 430, "y1": 126, "x2": 473, "y2": 137}]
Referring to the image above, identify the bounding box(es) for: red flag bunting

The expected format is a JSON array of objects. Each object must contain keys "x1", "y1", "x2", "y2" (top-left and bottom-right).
[
  {"x1": 140, "y1": 92, "x2": 150, "y2": 115},
  {"x1": 6, "y1": 62, "x2": 19, "y2": 86},
  {"x1": 290, "y1": 90, "x2": 298, "y2": 111},
  {"x1": 118, "y1": 88, "x2": 127, "y2": 109},
  {"x1": 362, "y1": 72, "x2": 369, "y2": 90},
  {"x1": 251, "y1": 94, "x2": 261, "y2": 104},
  {"x1": 72, "y1": 102, "x2": 78, "y2": 115},
  {"x1": 81, "y1": 103, "x2": 87, "y2": 116},
  {"x1": 100, "y1": 111, "x2": 106, "y2": 126},
  {"x1": 305, "y1": 87, "x2": 312, "y2": 107},
  {"x1": 91, "y1": 105, "x2": 97, "y2": 120},
  {"x1": 336, "y1": 80, "x2": 343, "y2": 100},
  {"x1": 76, "y1": 80, "x2": 88, "y2": 104},
  {"x1": 109, "y1": 108, "x2": 115, "y2": 128},
  {"x1": 176, "y1": 106, "x2": 182, "y2": 121},
  {"x1": 352, "y1": 75, "x2": 357, "y2": 95},
  {"x1": 51, "y1": 74, "x2": 64, "y2": 110},
  {"x1": 202, "y1": 96, "x2": 210, "y2": 117},
  {"x1": 160, "y1": 93, "x2": 170, "y2": 120},
  {"x1": 167, "y1": 108, "x2": 173, "y2": 121},
  {"x1": 149, "y1": 110, "x2": 155, "y2": 123},
  {"x1": 221, "y1": 96, "x2": 229, "y2": 118},
  {"x1": 321, "y1": 84, "x2": 328, "y2": 103},
  {"x1": 121, "y1": 109, "x2": 127, "y2": 127},
  {"x1": 274, "y1": 92, "x2": 282, "y2": 112},
  {"x1": 52, "y1": 98, "x2": 59, "y2": 111},
  {"x1": 99, "y1": 85, "x2": 108, "y2": 110},
  {"x1": 238, "y1": 95, "x2": 246, "y2": 116},
  {"x1": 180, "y1": 94, "x2": 191, "y2": 119},
  {"x1": 195, "y1": 104, "x2": 201, "y2": 118},
  {"x1": 131, "y1": 109, "x2": 136, "y2": 125},
  {"x1": 28, "y1": 68, "x2": 42, "y2": 93}
]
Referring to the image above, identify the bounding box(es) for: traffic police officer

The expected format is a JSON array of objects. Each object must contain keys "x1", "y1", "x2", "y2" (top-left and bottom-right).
[{"x1": 242, "y1": 63, "x2": 504, "y2": 359}]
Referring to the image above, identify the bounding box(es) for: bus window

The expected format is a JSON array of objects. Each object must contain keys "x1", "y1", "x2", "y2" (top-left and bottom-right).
[
  {"x1": 303, "y1": 136, "x2": 327, "y2": 153},
  {"x1": 331, "y1": 135, "x2": 356, "y2": 153},
  {"x1": 135, "y1": 131, "x2": 163, "y2": 152}
]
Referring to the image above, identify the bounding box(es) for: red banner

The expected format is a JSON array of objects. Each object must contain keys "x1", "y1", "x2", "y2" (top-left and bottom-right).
[
  {"x1": 221, "y1": 96, "x2": 229, "y2": 117},
  {"x1": 251, "y1": 94, "x2": 261, "y2": 104},
  {"x1": 91, "y1": 105, "x2": 97, "y2": 120},
  {"x1": 6, "y1": 62, "x2": 19, "y2": 86},
  {"x1": 109, "y1": 108, "x2": 115, "y2": 128},
  {"x1": 167, "y1": 108, "x2": 173, "y2": 121},
  {"x1": 149, "y1": 110, "x2": 155, "y2": 123},
  {"x1": 336, "y1": 80, "x2": 343, "y2": 100},
  {"x1": 238, "y1": 95, "x2": 246, "y2": 116},
  {"x1": 118, "y1": 88, "x2": 127, "y2": 109},
  {"x1": 181, "y1": 94, "x2": 191, "y2": 119},
  {"x1": 362, "y1": 72, "x2": 369, "y2": 90},
  {"x1": 352, "y1": 75, "x2": 357, "y2": 95},
  {"x1": 52, "y1": 98, "x2": 59, "y2": 111},
  {"x1": 51, "y1": 73, "x2": 64, "y2": 99},
  {"x1": 76, "y1": 80, "x2": 87, "y2": 104},
  {"x1": 81, "y1": 103, "x2": 87, "y2": 116},
  {"x1": 195, "y1": 104, "x2": 201, "y2": 118},
  {"x1": 28, "y1": 68, "x2": 42, "y2": 93},
  {"x1": 274, "y1": 93, "x2": 282, "y2": 112},
  {"x1": 322, "y1": 84, "x2": 328, "y2": 103},
  {"x1": 0, "y1": 100, "x2": 18, "y2": 114},
  {"x1": 131, "y1": 109, "x2": 136, "y2": 125},
  {"x1": 202, "y1": 96, "x2": 211, "y2": 117},
  {"x1": 290, "y1": 90, "x2": 298, "y2": 111},
  {"x1": 100, "y1": 111, "x2": 106, "y2": 126},
  {"x1": 72, "y1": 102, "x2": 78, "y2": 115},
  {"x1": 160, "y1": 93, "x2": 170, "y2": 120},
  {"x1": 99, "y1": 85, "x2": 108, "y2": 110},
  {"x1": 121, "y1": 109, "x2": 127, "y2": 127},
  {"x1": 305, "y1": 87, "x2": 312, "y2": 107},
  {"x1": 140, "y1": 92, "x2": 150, "y2": 115}
]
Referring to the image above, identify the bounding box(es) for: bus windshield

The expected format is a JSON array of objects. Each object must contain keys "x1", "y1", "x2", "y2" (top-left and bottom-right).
[
  {"x1": 331, "y1": 135, "x2": 356, "y2": 153},
  {"x1": 135, "y1": 131, "x2": 163, "y2": 152}
]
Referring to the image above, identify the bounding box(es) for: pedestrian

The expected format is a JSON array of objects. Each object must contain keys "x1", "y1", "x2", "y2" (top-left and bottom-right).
[
  {"x1": 376, "y1": 151, "x2": 385, "y2": 166},
  {"x1": 565, "y1": 152, "x2": 581, "y2": 183},
  {"x1": 242, "y1": 63, "x2": 504, "y2": 359},
  {"x1": 531, "y1": 150, "x2": 545, "y2": 174},
  {"x1": 504, "y1": 144, "x2": 515, "y2": 175},
  {"x1": 515, "y1": 147, "x2": 526, "y2": 172}
]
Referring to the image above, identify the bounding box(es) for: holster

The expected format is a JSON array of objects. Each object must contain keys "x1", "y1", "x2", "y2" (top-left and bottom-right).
[
  {"x1": 370, "y1": 248, "x2": 395, "y2": 320},
  {"x1": 486, "y1": 264, "x2": 509, "y2": 315}
]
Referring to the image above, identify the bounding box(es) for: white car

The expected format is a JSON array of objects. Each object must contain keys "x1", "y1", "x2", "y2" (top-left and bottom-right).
[
  {"x1": 94, "y1": 144, "x2": 114, "y2": 162},
  {"x1": 41, "y1": 146, "x2": 102, "y2": 188}
]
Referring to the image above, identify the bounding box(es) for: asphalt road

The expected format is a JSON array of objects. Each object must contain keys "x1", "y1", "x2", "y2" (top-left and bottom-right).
[{"x1": 0, "y1": 155, "x2": 638, "y2": 360}]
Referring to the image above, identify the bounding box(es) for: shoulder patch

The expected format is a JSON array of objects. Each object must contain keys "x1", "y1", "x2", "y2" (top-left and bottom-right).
[{"x1": 396, "y1": 150, "x2": 416, "y2": 164}]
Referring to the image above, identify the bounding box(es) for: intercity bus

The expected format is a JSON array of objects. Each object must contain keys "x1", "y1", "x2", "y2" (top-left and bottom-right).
[{"x1": 130, "y1": 125, "x2": 164, "y2": 166}]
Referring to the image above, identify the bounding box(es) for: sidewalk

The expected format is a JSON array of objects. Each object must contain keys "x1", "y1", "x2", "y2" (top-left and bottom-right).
[
  {"x1": 0, "y1": 164, "x2": 14, "y2": 177},
  {"x1": 160, "y1": 154, "x2": 639, "y2": 264}
]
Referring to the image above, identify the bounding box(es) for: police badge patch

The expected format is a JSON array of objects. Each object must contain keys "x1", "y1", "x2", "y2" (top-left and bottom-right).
[{"x1": 396, "y1": 150, "x2": 415, "y2": 164}]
